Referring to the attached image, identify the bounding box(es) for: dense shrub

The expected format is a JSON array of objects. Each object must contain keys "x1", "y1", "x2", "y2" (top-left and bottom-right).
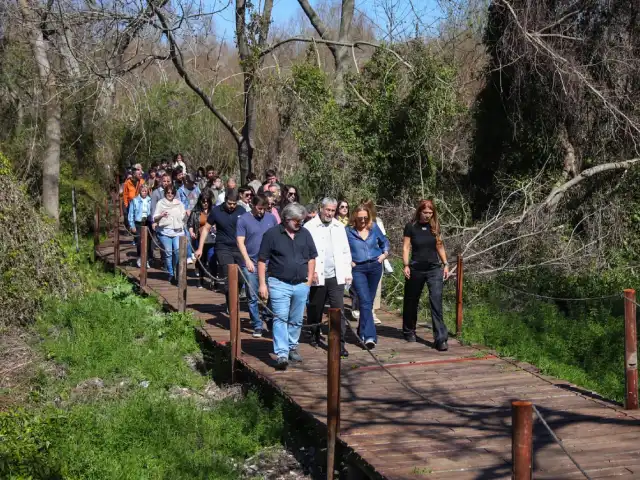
[{"x1": 0, "y1": 151, "x2": 72, "y2": 325}]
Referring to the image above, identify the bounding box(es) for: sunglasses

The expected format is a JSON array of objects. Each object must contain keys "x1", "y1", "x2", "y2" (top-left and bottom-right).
[
  {"x1": 356, "y1": 216, "x2": 369, "y2": 221},
  {"x1": 339, "y1": 205, "x2": 348, "y2": 209},
  {"x1": 288, "y1": 191, "x2": 296, "y2": 196}
]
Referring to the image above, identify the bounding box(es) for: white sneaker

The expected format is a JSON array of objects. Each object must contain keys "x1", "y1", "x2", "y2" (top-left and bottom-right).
[
  {"x1": 186, "y1": 258, "x2": 194, "y2": 265},
  {"x1": 351, "y1": 310, "x2": 360, "y2": 320},
  {"x1": 136, "y1": 258, "x2": 141, "y2": 268},
  {"x1": 146, "y1": 261, "x2": 150, "y2": 268},
  {"x1": 373, "y1": 314, "x2": 382, "y2": 325}
]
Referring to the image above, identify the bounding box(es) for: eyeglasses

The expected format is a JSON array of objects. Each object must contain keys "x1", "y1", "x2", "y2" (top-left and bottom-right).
[
  {"x1": 339, "y1": 205, "x2": 348, "y2": 209},
  {"x1": 356, "y1": 216, "x2": 369, "y2": 221}
]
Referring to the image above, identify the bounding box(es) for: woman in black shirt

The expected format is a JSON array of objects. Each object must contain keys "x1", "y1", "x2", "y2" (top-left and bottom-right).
[{"x1": 402, "y1": 199, "x2": 450, "y2": 351}]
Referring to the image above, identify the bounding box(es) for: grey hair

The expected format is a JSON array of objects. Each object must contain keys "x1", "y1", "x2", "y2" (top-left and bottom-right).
[
  {"x1": 320, "y1": 197, "x2": 338, "y2": 208},
  {"x1": 281, "y1": 202, "x2": 307, "y2": 221}
]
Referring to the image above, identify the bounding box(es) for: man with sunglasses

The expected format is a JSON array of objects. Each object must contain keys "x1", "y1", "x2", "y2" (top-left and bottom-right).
[{"x1": 258, "y1": 203, "x2": 317, "y2": 370}]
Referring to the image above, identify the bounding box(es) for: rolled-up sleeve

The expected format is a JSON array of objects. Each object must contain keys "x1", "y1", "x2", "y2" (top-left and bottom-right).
[{"x1": 376, "y1": 224, "x2": 390, "y2": 253}]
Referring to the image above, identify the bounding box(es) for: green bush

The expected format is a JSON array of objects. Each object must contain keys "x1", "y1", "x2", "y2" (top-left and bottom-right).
[{"x1": 0, "y1": 151, "x2": 73, "y2": 326}]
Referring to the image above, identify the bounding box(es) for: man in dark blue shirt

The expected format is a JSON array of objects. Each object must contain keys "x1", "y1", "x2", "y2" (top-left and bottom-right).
[
  {"x1": 258, "y1": 203, "x2": 317, "y2": 370},
  {"x1": 195, "y1": 189, "x2": 244, "y2": 308},
  {"x1": 237, "y1": 194, "x2": 277, "y2": 337}
]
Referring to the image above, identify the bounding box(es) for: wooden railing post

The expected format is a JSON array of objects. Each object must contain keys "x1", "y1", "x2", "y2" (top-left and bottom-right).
[
  {"x1": 104, "y1": 197, "x2": 110, "y2": 233},
  {"x1": 113, "y1": 195, "x2": 120, "y2": 267},
  {"x1": 228, "y1": 264, "x2": 241, "y2": 383},
  {"x1": 94, "y1": 204, "x2": 100, "y2": 261},
  {"x1": 327, "y1": 308, "x2": 342, "y2": 480},
  {"x1": 624, "y1": 289, "x2": 638, "y2": 410},
  {"x1": 512, "y1": 400, "x2": 533, "y2": 480},
  {"x1": 456, "y1": 254, "x2": 464, "y2": 336},
  {"x1": 140, "y1": 226, "x2": 148, "y2": 288},
  {"x1": 178, "y1": 236, "x2": 188, "y2": 312}
]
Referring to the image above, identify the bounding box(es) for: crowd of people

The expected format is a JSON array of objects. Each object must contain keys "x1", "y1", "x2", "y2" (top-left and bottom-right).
[{"x1": 120, "y1": 155, "x2": 451, "y2": 371}]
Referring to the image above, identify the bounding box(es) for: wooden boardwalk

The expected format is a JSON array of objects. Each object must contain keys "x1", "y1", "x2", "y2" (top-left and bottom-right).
[{"x1": 97, "y1": 229, "x2": 640, "y2": 479}]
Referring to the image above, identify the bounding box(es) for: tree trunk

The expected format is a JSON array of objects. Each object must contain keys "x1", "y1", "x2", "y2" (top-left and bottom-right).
[
  {"x1": 18, "y1": 0, "x2": 61, "y2": 222},
  {"x1": 334, "y1": 0, "x2": 354, "y2": 105},
  {"x1": 238, "y1": 136, "x2": 252, "y2": 185}
]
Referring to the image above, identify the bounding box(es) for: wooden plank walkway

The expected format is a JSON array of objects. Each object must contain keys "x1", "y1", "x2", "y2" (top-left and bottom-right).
[{"x1": 97, "y1": 228, "x2": 640, "y2": 479}]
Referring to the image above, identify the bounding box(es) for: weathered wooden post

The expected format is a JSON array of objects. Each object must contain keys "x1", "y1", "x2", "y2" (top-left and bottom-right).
[
  {"x1": 113, "y1": 195, "x2": 120, "y2": 267},
  {"x1": 94, "y1": 204, "x2": 100, "y2": 261},
  {"x1": 104, "y1": 197, "x2": 110, "y2": 233},
  {"x1": 228, "y1": 264, "x2": 241, "y2": 383},
  {"x1": 178, "y1": 236, "x2": 188, "y2": 312},
  {"x1": 327, "y1": 308, "x2": 342, "y2": 480},
  {"x1": 512, "y1": 400, "x2": 533, "y2": 480},
  {"x1": 624, "y1": 289, "x2": 638, "y2": 410},
  {"x1": 140, "y1": 226, "x2": 149, "y2": 287},
  {"x1": 456, "y1": 254, "x2": 464, "y2": 336}
]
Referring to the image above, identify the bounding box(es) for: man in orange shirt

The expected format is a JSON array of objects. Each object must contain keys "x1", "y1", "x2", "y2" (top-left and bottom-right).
[{"x1": 123, "y1": 164, "x2": 145, "y2": 225}]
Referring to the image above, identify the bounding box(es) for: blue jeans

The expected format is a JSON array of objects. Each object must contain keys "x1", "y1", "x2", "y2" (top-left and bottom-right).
[
  {"x1": 268, "y1": 277, "x2": 310, "y2": 358},
  {"x1": 241, "y1": 266, "x2": 262, "y2": 331},
  {"x1": 157, "y1": 233, "x2": 182, "y2": 277},
  {"x1": 352, "y1": 261, "x2": 383, "y2": 343},
  {"x1": 185, "y1": 228, "x2": 194, "y2": 258}
]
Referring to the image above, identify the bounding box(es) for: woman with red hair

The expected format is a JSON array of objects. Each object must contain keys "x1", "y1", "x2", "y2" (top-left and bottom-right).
[{"x1": 402, "y1": 199, "x2": 450, "y2": 351}]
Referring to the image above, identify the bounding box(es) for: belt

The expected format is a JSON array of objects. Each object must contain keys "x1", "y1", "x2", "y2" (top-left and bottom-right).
[{"x1": 354, "y1": 258, "x2": 377, "y2": 265}]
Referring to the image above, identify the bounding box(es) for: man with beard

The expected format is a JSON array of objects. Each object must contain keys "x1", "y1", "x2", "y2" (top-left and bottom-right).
[
  {"x1": 195, "y1": 189, "x2": 245, "y2": 310},
  {"x1": 258, "y1": 203, "x2": 317, "y2": 370},
  {"x1": 236, "y1": 195, "x2": 278, "y2": 337},
  {"x1": 304, "y1": 198, "x2": 352, "y2": 357}
]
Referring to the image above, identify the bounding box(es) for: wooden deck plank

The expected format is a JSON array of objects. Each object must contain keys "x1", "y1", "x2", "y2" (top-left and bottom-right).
[{"x1": 97, "y1": 229, "x2": 640, "y2": 479}]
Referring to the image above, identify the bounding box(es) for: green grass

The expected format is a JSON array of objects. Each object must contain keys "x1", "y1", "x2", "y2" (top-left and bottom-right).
[
  {"x1": 383, "y1": 260, "x2": 637, "y2": 403},
  {"x1": 1, "y1": 241, "x2": 283, "y2": 479}
]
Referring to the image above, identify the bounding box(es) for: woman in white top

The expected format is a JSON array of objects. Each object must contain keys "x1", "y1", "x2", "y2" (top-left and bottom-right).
[
  {"x1": 172, "y1": 153, "x2": 187, "y2": 174},
  {"x1": 152, "y1": 184, "x2": 186, "y2": 283}
]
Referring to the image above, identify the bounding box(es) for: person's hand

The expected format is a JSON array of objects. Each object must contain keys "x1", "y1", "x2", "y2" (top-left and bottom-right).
[
  {"x1": 377, "y1": 253, "x2": 387, "y2": 263},
  {"x1": 152, "y1": 223, "x2": 157, "y2": 231},
  {"x1": 351, "y1": 261, "x2": 355, "y2": 267},
  {"x1": 194, "y1": 248, "x2": 203, "y2": 259},
  {"x1": 259, "y1": 284, "x2": 269, "y2": 300},
  {"x1": 131, "y1": 227, "x2": 137, "y2": 234},
  {"x1": 189, "y1": 228, "x2": 196, "y2": 238},
  {"x1": 186, "y1": 209, "x2": 191, "y2": 216},
  {"x1": 313, "y1": 272, "x2": 319, "y2": 285},
  {"x1": 404, "y1": 265, "x2": 411, "y2": 279},
  {"x1": 345, "y1": 276, "x2": 352, "y2": 285},
  {"x1": 443, "y1": 265, "x2": 451, "y2": 280},
  {"x1": 246, "y1": 259, "x2": 255, "y2": 273},
  {"x1": 162, "y1": 211, "x2": 169, "y2": 218}
]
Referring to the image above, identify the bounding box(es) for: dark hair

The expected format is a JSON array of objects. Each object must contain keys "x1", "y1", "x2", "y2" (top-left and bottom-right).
[
  {"x1": 265, "y1": 168, "x2": 277, "y2": 178},
  {"x1": 238, "y1": 186, "x2": 252, "y2": 196},
  {"x1": 252, "y1": 194, "x2": 269, "y2": 207},
  {"x1": 225, "y1": 188, "x2": 239, "y2": 202},
  {"x1": 205, "y1": 165, "x2": 215, "y2": 173},
  {"x1": 164, "y1": 184, "x2": 176, "y2": 196},
  {"x1": 197, "y1": 189, "x2": 214, "y2": 210},
  {"x1": 173, "y1": 153, "x2": 183, "y2": 162},
  {"x1": 280, "y1": 184, "x2": 299, "y2": 209},
  {"x1": 246, "y1": 172, "x2": 257, "y2": 182}
]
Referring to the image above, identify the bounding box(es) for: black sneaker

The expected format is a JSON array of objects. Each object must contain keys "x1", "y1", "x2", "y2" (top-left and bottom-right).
[
  {"x1": 275, "y1": 357, "x2": 289, "y2": 370},
  {"x1": 288, "y1": 349, "x2": 303, "y2": 363},
  {"x1": 404, "y1": 332, "x2": 417, "y2": 343},
  {"x1": 364, "y1": 339, "x2": 376, "y2": 350},
  {"x1": 340, "y1": 347, "x2": 349, "y2": 358},
  {"x1": 436, "y1": 340, "x2": 448, "y2": 352},
  {"x1": 252, "y1": 329, "x2": 263, "y2": 338}
]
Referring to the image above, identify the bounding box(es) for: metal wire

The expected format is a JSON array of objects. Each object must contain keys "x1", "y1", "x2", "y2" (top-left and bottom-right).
[{"x1": 532, "y1": 405, "x2": 592, "y2": 480}]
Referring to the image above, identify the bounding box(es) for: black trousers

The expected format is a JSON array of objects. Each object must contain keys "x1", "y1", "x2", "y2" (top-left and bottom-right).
[
  {"x1": 216, "y1": 248, "x2": 245, "y2": 307},
  {"x1": 134, "y1": 221, "x2": 152, "y2": 260},
  {"x1": 307, "y1": 277, "x2": 346, "y2": 347},
  {"x1": 197, "y1": 243, "x2": 217, "y2": 281},
  {"x1": 402, "y1": 265, "x2": 447, "y2": 344}
]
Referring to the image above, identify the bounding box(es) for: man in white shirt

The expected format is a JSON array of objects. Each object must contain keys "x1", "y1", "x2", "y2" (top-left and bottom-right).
[{"x1": 304, "y1": 197, "x2": 352, "y2": 357}]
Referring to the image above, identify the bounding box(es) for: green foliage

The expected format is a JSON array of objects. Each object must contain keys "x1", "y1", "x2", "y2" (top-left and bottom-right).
[
  {"x1": 36, "y1": 279, "x2": 205, "y2": 394},
  {"x1": 0, "y1": 152, "x2": 73, "y2": 326},
  {"x1": 382, "y1": 258, "x2": 638, "y2": 403},
  {"x1": 290, "y1": 44, "x2": 464, "y2": 204},
  {"x1": 2, "y1": 256, "x2": 283, "y2": 478},
  {"x1": 58, "y1": 162, "x2": 107, "y2": 236}
]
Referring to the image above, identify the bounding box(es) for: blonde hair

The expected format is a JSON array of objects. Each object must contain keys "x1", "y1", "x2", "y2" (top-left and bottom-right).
[{"x1": 349, "y1": 203, "x2": 374, "y2": 230}]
